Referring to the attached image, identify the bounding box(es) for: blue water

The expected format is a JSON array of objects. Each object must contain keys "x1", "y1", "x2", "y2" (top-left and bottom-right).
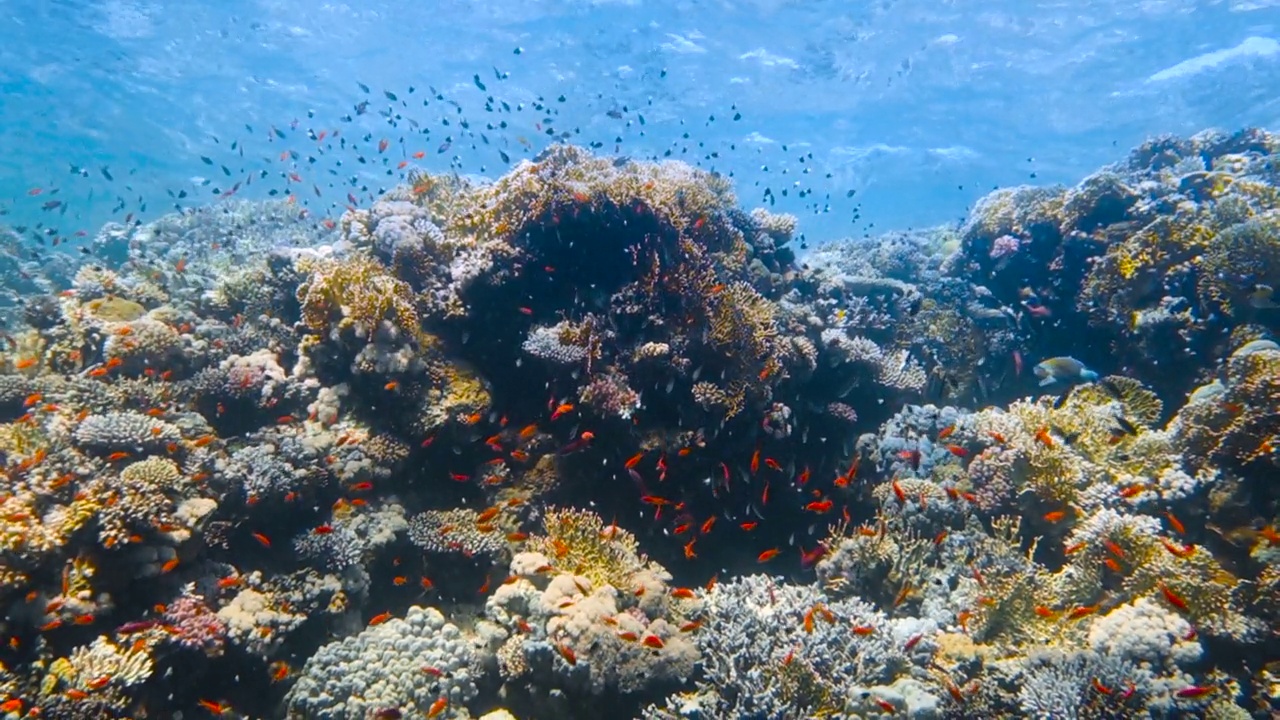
[{"x1": 3, "y1": 0, "x2": 1278, "y2": 244}]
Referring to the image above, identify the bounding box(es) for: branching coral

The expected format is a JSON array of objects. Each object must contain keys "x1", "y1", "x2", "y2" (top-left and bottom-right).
[{"x1": 524, "y1": 508, "x2": 659, "y2": 591}]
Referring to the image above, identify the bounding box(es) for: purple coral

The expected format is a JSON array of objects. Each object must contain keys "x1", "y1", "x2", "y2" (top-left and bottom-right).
[{"x1": 163, "y1": 593, "x2": 228, "y2": 656}]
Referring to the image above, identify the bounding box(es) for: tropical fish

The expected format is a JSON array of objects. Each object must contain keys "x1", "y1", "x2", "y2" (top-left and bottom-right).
[
  {"x1": 1248, "y1": 283, "x2": 1278, "y2": 309},
  {"x1": 1033, "y1": 357, "x2": 1098, "y2": 386}
]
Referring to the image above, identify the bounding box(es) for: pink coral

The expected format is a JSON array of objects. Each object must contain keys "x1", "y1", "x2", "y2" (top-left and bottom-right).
[
  {"x1": 989, "y1": 234, "x2": 1022, "y2": 259},
  {"x1": 163, "y1": 592, "x2": 228, "y2": 656}
]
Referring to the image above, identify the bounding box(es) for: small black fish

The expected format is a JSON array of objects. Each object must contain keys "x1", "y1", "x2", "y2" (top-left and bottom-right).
[
  {"x1": 1049, "y1": 424, "x2": 1080, "y2": 445},
  {"x1": 101, "y1": 166, "x2": 114, "y2": 181},
  {"x1": 357, "y1": 81, "x2": 370, "y2": 93},
  {"x1": 272, "y1": 126, "x2": 286, "y2": 139},
  {"x1": 384, "y1": 90, "x2": 398, "y2": 101},
  {"x1": 1113, "y1": 416, "x2": 1139, "y2": 436},
  {"x1": 499, "y1": 149, "x2": 510, "y2": 163},
  {"x1": 474, "y1": 74, "x2": 486, "y2": 91},
  {"x1": 200, "y1": 156, "x2": 214, "y2": 165},
  {"x1": 1098, "y1": 378, "x2": 1125, "y2": 400},
  {"x1": 354, "y1": 101, "x2": 369, "y2": 116},
  {"x1": 606, "y1": 109, "x2": 623, "y2": 119}
]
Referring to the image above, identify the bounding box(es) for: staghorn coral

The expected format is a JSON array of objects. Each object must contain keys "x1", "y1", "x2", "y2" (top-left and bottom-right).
[{"x1": 643, "y1": 574, "x2": 925, "y2": 719}]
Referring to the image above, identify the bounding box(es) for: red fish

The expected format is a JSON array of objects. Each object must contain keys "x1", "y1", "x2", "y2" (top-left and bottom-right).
[{"x1": 804, "y1": 499, "x2": 833, "y2": 514}]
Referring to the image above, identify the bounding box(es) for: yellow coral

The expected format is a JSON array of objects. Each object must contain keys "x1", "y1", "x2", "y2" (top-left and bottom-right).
[
  {"x1": 525, "y1": 507, "x2": 654, "y2": 590},
  {"x1": 1198, "y1": 215, "x2": 1280, "y2": 317},
  {"x1": 296, "y1": 254, "x2": 428, "y2": 348}
]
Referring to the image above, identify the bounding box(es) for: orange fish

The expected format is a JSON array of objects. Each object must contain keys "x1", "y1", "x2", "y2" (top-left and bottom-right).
[
  {"x1": 1158, "y1": 583, "x2": 1189, "y2": 612},
  {"x1": 671, "y1": 587, "x2": 696, "y2": 599},
  {"x1": 1164, "y1": 511, "x2": 1186, "y2": 535},
  {"x1": 555, "y1": 643, "x2": 577, "y2": 665},
  {"x1": 945, "y1": 444, "x2": 968, "y2": 458},
  {"x1": 550, "y1": 403, "x2": 574, "y2": 420},
  {"x1": 196, "y1": 699, "x2": 227, "y2": 714},
  {"x1": 106, "y1": 451, "x2": 131, "y2": 462},
  {"x1": 764, "y1": 457, "x2": 782, "y2": 472},
  {"x1": 369, "y1": 611, "x2": 392, "y2": 626},
  {"x1": 938, "y1": 424, "x2": 956, "y2": 440},
  {"x1": 1034, "y1": 427, "x2": 1055, "y2": 448},
  {"x1": 750, "y1": 448, "x2": 760, "y2": 474},
  {"x1": 413, "y1": 151, "x2": 426, "y2": 159},
  {"x1": 1160, "y1": 538, "x2": 1194, "y2": 558},
  {"x1": 427, "y1": 697, "x2": 448, "y2": 718},
  {"x1": 891, "y1": 480, "x2": 906, "y2": 503},
  {"x1": 757, "y1": 548, "x2": 780, "y2": 563},
  {"x1": 1067, "y1": 603, "x2": 1100, "y2": 619},
  {"x1": 175, "y1": 257, "x2": 187, "y2": 273},
  {"x1": 641, "y1": 634, "x2": 665, "y2": 649},
  {"x1": 1043, "y1": 510, "x2": 1067, "y2": 522},
  {"x1": 740, "y1": 521, "x2": 758, "y2": 531}
]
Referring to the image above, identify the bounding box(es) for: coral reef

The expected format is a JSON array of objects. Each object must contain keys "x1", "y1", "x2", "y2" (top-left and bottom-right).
[{"x1": 0, "y1": 131, "x2": 1276, "y2": 720}]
